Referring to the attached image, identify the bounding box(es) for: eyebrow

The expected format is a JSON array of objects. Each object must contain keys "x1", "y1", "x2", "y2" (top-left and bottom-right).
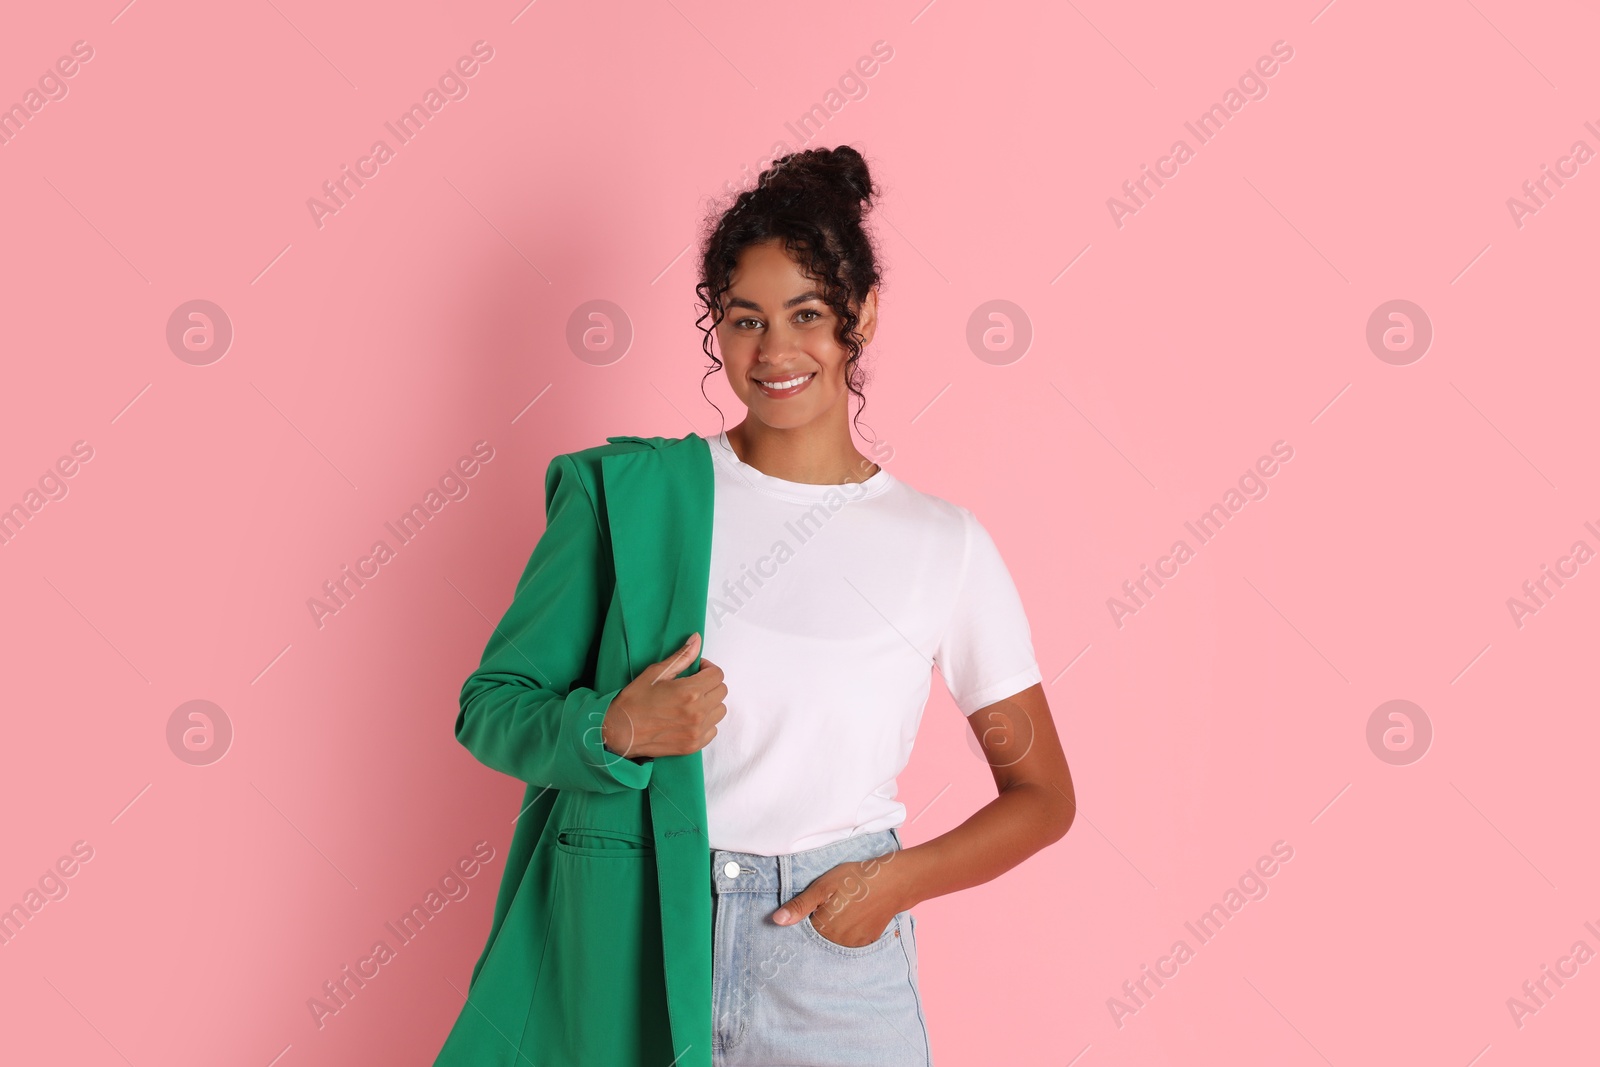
[{"x1": 724, "y1": 290, "x2": 825, "y2": 312}]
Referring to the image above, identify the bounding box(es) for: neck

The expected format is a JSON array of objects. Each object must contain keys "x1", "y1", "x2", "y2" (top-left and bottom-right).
[{"x1": 725, "y1": 414, "x2": 879, "y2": 485}]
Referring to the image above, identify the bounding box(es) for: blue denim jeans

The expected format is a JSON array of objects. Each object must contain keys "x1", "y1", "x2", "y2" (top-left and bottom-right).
[{"x1": 709, "y1": 826, "x2": 934, "y2": 1066}]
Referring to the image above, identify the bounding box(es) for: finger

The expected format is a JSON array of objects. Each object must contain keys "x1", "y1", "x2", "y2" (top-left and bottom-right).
[
  {"x1": 773, "y1": 886, "x2": 822, "y2": 925},
  {"x1": 651, "y1": 632, "x2": 700, "y2": 684},
  {"x1": 668, "y1": 659, "x2": 718, "y2": 699},
  {"x1": 690, "y1": 668, "x2": 727, "y2": 701}
]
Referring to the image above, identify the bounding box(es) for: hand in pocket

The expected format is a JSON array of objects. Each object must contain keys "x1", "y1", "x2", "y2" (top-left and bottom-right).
[{"x1": 771, "y1": 856, "x2": 902, "y2": 948}]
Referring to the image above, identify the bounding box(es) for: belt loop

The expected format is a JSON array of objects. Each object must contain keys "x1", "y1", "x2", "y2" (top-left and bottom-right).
[{"x1": 778, "y1": 851, "x2": 792, "y2": 900}]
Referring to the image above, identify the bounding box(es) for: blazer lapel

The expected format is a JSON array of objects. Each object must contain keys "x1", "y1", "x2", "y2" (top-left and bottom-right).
[{"x1": 600, "y1": 433, "x2": 714, "y2": 1066}]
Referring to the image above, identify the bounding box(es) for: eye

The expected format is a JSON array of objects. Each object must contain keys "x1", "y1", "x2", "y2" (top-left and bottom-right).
[
  {"x1": 795, "y1": 308, "x2": 822, "y2": 324},
  {"x1": 732, "y1": 316, "x2": 764, "y2": 330}
]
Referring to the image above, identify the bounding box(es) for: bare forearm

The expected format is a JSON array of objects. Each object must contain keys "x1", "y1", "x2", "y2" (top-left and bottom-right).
[{"x1": 882, "y1": 782, "x2": 1074, "y2": 910}]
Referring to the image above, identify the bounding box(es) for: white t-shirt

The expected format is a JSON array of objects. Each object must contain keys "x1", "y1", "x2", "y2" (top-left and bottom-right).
[{"x1": 700, "y1": 430, "x2": 1043, "y2": 855}]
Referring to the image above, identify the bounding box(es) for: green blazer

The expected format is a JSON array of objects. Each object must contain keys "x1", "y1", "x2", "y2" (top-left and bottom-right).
[{"x1": 433, "y1": 432, "x2": 715, "y2": 1067}]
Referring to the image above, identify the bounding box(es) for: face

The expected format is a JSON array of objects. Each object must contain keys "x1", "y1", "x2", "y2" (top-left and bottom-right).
[{"x1": 716, "y1": 238, "x2": 877, "y2": 431}]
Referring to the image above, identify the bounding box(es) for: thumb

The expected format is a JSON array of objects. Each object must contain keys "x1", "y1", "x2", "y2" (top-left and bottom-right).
[
  {"x1": 651, "y1": 631, "x2": 701, "y2": 684},
  {"x1": 773, "y1": 884, "x2": 821, "y2": 926}
]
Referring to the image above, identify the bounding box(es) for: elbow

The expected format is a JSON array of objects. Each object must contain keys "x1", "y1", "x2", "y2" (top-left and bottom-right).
[
  {"x1": 454, "y1": 682, "x2": 479, "y2": 745},
  {"x1": 454, "y1": 678, "x2": 495, "y2": 756},
  {"x1": 1047, "y1": 780, "x2": 1076, "y2": 843}
]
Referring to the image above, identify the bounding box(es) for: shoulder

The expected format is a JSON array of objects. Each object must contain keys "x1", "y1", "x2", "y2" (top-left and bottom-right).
[
  {"x1": 881, "y1": 472, "x2": 975, "y2": 532},
  {"x1": 542, "y1": 433, "x2": 709, "y2": 507},
  {"x1": 865, "y1": 475, "x2": 979, "y2": 564},
  {"x1": 550, "y1": 432, "x2": 704, "y2": 477},
  {"x1": 884, "y1": 476, "x2": 1024, "y2": 578}
]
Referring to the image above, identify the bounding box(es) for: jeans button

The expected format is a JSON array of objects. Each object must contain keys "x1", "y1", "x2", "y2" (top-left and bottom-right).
[{"x1": 722, "y1": 860, "x2": 740, "y2": 878}]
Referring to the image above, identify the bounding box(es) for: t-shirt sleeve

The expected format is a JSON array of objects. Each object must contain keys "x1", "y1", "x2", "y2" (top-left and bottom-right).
[{"x1": 933, "y1": 507, "x2": 1044, "y2": 716}]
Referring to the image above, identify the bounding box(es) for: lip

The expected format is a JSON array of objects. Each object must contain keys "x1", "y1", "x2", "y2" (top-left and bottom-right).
[{"x1": 752, "y1": 371, "x2": 816, "y2": 400}]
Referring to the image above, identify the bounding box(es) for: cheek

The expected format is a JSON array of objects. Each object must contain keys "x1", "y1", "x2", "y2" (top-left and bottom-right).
[
  {"x1": 729, "y1": 354, "x2": 759, "y2": 383},
  {"x1": 716, "y1": 336, "x2": 750, "y2": 371},
  {"x1": 816, "y1": 348, "x2": 852, "y2": 383}
]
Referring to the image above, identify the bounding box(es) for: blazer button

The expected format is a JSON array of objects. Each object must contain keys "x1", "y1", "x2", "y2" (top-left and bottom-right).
[{"x1": 722, "y1": 860, "x2": 740, "y2": 878}]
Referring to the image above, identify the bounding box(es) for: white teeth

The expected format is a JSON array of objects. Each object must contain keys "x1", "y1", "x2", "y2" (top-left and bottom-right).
[{"x1": 761, "y1": 373, "x2": 814, "y2": 391}]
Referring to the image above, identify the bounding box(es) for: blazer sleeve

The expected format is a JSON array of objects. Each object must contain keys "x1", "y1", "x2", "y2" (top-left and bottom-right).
[{"x1": 454, "y1": 452, "x2": 653, "y2": 793}]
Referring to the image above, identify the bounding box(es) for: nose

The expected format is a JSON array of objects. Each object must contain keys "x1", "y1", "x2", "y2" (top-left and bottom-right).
[{"x1": 756, "y1": 325, "x2": 801, "y2": 364}]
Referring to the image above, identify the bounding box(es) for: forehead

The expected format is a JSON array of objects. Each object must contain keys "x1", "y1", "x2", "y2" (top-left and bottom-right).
[
  {"x1": 728, "y1": 240, "x2": 815, "y2": 284},
  {"x1": 724, "y1": 242, "x2": 827, "y2": 310}
]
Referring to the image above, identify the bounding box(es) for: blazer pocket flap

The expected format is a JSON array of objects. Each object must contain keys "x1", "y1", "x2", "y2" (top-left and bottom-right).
[{"x1": 556, "y1": 826, "x2": 655, "y2": 854}]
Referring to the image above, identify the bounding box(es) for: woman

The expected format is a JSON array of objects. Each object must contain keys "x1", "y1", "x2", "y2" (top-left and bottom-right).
[{"x1": 434, "y1": 145, "x2": 1074, "y2": 1067}]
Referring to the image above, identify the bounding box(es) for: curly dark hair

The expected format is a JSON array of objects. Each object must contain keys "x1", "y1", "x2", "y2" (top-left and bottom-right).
[{"x1": 694, "y1": 144, "x2": 886, "y2": 439}]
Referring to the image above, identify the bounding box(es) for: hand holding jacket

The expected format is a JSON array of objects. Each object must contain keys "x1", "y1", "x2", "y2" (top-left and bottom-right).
[{"x1": 603, "y1": 631, "x2": 729, "y2": 761}]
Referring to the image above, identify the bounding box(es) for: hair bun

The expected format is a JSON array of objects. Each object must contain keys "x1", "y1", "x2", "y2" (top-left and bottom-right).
[
  {"x1": 760, "y1": 145, "x2": 876, "y2": 215},
  {"x1": 824, "y1": 145, "x2": 875, "y2": 206}
]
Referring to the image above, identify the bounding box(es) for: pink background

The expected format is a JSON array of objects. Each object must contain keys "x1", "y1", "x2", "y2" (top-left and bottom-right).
[{"x1": 3, "y1": 1, "x2": 1597, "y2": 1063}]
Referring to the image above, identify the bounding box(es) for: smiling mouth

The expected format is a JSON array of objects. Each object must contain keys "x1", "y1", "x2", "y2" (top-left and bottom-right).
[{"x1": 753, "y1": 371, "x2": 816, "y2": 398}]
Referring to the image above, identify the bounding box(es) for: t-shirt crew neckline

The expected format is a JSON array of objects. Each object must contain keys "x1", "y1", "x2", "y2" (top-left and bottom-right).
[{"x1": 710, "y1": 431, "x2": 894, "y2": 503}]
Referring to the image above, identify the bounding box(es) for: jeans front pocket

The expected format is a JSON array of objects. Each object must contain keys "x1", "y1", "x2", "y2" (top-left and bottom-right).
[{"x1": 798, "y1": 908, "x2": 903, "y2": 956}]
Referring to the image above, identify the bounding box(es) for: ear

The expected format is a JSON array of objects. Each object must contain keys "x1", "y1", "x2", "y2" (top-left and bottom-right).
[{"x1": 855, "y1": 286, "x2": 879, "y2": 346}]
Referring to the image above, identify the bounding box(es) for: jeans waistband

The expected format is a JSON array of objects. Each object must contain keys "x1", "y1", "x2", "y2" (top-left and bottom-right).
[{"x1": 710, "y1": 827, "x2": 903, "y2": 899}]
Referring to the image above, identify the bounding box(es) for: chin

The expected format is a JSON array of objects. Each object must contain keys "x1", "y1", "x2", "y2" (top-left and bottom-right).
[{"x1": 745, "y1": 405, "x2": 816, "y2": 430}]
